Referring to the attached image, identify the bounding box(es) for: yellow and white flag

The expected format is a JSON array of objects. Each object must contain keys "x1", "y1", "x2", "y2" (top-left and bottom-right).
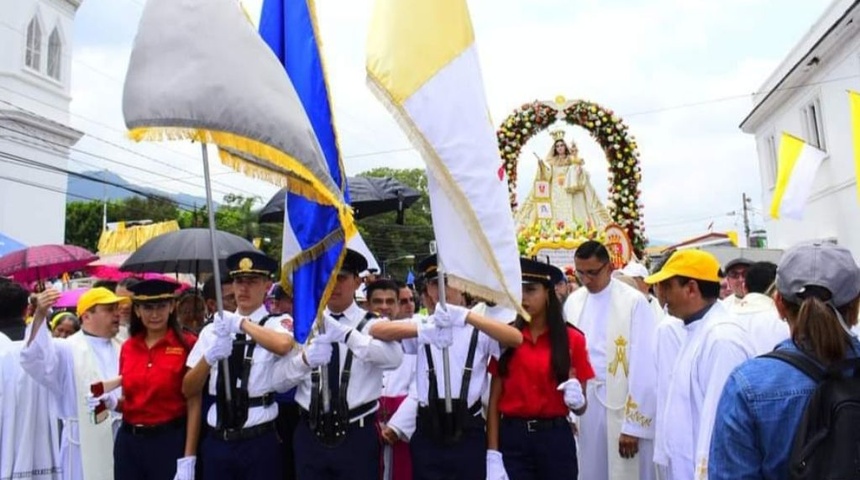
[
  {"x1": 366, "y1": 0, "x2": 524, "y2": 317},
  {"x1": 848, "y1": 90, "x2": 860, "y2": 202},
  {"x1": 769, "y1": 133, "x2": 826, "y2": 220}
]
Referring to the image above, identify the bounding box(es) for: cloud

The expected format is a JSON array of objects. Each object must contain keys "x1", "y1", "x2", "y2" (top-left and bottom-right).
[{"x1": 67, "y1": 0, "x2": 831, "y2": 242}]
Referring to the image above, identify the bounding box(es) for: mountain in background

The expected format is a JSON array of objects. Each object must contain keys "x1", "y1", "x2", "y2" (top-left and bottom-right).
[{"x1": 67, "y1": 170, "x2": 210, "y2": 208}]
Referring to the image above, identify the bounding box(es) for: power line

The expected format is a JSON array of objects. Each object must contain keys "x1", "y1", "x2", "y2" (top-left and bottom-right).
[{"x1": 0, "y1": 121, "x2": 247, "y2": 201}]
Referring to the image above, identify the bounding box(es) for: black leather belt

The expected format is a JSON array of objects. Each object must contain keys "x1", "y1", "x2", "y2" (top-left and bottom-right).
[
  {"x1": 121, "y1": 417, "x2": 185, "y2": 436},
  {"x1": 300, "y1": 400, "x2": 378, "y2": 424},
  {"x1": 502, "y1": 416, "x2": 569, "y2": 433},
  {"x1": 248, "y1": 392, "x2": 275, "y2": 408},
  {"x1": 211, "y1": 420, "x2": 276, "y2": 442}
]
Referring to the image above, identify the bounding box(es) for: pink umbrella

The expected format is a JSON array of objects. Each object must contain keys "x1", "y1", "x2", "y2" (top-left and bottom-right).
[
  {"x1": 55, "y1": 287, "x2": 88, "y2": 309},
  {"x1": 0, "y1": 244, "x2": 98, "y2": 283}
]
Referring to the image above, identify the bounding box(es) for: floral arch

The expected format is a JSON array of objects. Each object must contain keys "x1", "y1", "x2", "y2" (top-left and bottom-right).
[{"x1": 497, "y1": 97, "x2": 646, "y2": 252}]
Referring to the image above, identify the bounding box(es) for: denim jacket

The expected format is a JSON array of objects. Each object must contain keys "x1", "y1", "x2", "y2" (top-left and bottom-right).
[{"x1": 708, "y1": 337, "x2": 860, "y2": 479}]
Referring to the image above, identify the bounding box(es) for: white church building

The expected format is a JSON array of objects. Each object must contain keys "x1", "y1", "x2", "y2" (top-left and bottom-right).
[
  {"x1": 741, "y1": 0, "x2": 860, "y2": 257},
  {"x1": 0, "y1": 0, "x2": 83, "y2": 247}
]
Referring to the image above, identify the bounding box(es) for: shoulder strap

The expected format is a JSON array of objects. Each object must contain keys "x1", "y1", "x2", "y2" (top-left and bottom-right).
[
  {"x1": 338, "y1": 312, "x2": 376, "y2": 403},
  {"x1": 457, "y1": 327, "x2": 481, "y2": 404},
  {"x1": 239, "y1": 313, "x2": 277, "y2": 390},
  {"x1": 761, "y1": 350, "x2": 827, "y2": 383}
]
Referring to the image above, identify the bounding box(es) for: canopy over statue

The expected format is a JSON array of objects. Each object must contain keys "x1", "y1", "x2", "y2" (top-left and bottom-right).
[{"x1": 515, "y1": 129, "x2": 612, "y2": 231}]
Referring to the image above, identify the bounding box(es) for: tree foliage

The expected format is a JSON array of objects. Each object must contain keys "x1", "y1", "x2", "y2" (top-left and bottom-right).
[{"x1": 355, "y1": 167, "x2": 433, "y2": 281}]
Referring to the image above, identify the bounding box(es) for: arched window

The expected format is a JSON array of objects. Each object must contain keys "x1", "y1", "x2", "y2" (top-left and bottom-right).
[
  {"x1": 47, "y1": 28, "x2": 62, "y2": 80},
  {"x1": 25, "y1": 16, "x2": 42, "y2": 71}
]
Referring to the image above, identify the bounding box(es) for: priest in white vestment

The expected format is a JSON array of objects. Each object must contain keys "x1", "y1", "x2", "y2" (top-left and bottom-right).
[
  {"x1": 565, "y1": 242, "x2": 658, "y2": 480},
  {"x1": 728, "y1": 261, "x2": 789, "y2": 355},
  {"x1": 644, "y1": 250, "x2": 755, "y2": 480},
  {"x1": 20, "y1": 288, "x2": 128, "y2": 480}
]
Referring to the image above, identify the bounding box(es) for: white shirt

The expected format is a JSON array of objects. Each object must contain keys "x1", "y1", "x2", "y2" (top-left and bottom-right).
[
  {"x1": 403, "y1": 320, "x2": 500, "y2": 407},
  {"x1": 274, "y1": 302, "x2": 403, "y2": 415},
  {"x1": 653, "y1": 314, "x2": 685, "y2": 467},
  {"x1": 728, "y1": 293, "x2": 790, "y2": 355},
  {"x1": 382, "y1": 353, "x2": 416, "y2": 398},
  {"x1": 186, "y1": 304, "x2": 290, "y2": 429},
  {"x1": 662, "y1": 302, "x2": 754, "y2": 480}
]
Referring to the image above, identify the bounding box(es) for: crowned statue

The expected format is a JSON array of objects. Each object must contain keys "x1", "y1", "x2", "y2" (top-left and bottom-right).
[{"x1": 515, "y1": 129, "x2": 612, "y2": 231}]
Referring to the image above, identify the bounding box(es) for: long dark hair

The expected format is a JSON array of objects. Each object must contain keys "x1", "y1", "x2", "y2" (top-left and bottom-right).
[
  {"x1": 129, "y1": 300, "x2": 191, "y2": 351},
  {"x1": 782, "y1": 287, "x2": 860, "y2": 365},
  {"x1": 498, "y1": 283, "x2": 571, "y2": 384}
]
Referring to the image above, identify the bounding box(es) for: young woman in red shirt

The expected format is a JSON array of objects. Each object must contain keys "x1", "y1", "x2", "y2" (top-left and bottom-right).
[
  {"x1": 101, "y1": 279, "x2": 200, "y2": 480},
  {"x1": 487, "y1": 258, "x2": 595, "y2": 480}
]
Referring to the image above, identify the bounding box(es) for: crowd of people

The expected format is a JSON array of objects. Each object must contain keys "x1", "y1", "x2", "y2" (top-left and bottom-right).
[{"x1": 0, "y1": 238, "x2": 857, "y2": 480}]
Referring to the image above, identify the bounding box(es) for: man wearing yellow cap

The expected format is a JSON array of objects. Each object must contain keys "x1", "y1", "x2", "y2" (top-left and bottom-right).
[
  {"x1": 644, "y1": 250, "x2": 754, "y2": 480},
  {"x1": 20, "y1": 287, "x2": 130, "y2": 480}
]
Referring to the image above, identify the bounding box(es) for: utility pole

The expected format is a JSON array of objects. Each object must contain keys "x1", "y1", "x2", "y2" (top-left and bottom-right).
[{"x1": 742, "y1": 193, "x2": 751, "y2": 247}]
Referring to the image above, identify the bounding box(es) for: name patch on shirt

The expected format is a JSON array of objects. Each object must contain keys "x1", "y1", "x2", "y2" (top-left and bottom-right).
[{"x1": 165, "y1": 347, "x2": 186, "y2": 356}]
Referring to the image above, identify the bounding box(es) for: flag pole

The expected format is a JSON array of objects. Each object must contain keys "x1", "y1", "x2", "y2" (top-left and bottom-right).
[
  {"x1": 431, "y1": 241, "x2": 454, "y2": 413},
  {"x1": 201, "y1": 143, "x2": 231, "y2": 404},
  {"x1": 319, "y1": 314, "x2": 331, "y2": 413}
]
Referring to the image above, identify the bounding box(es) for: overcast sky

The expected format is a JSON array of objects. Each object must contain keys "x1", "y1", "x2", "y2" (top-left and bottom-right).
[{"x1": 67, "y1": 0, "x2": 831, "y2": 244}]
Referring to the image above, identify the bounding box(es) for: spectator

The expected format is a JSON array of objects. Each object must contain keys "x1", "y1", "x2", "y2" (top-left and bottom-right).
[
  {"x1": 50, "y1": 311, "x2": 80, "y2": 338},
  {"x1": 709, "y1": 242, "x2": 860, "y2": 479}
]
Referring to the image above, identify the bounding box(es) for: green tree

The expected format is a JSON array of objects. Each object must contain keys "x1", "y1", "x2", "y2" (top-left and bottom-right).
[
  {"x1": 65, "y1": 200, "x2": 103, "y2": 251},
  {"x1": 355, "y1": 167, "x2": 434, "y2": 281}
]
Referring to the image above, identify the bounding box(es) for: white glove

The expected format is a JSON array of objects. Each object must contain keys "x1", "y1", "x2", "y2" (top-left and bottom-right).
[
  {"x1": 323, "y1": 315, "x2": 351, "y2": 343},
  {"x1": 86, "y1": 391, "x2": 118, "y2": 412},
  {"x1": 214, "y1": 311, "x2": 244, "y2": 335},
  {"x1": 433, "y1": 304, "x2": 468, "y2": 328},
  {"x1": 416, "y1": 322, "x2": 453, "y2": 349},
  {"x1": 557, "y1": 378, "x2": 585, "y2": 410},
  {"x1": 173, "y1": 456, "x2": 196, "y2": 480},
  {"x1": 204, "y1": 333, "x2": 233, "y2": 365},
  {"x1": 486, "y1": 450, "x2": 510, "y2": 480},
  {"x1": 304, "y1": 337, "x2": 333, "y2": 368}
]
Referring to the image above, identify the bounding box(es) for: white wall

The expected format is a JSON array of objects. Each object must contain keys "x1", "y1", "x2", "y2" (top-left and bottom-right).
[
  {"x1": 0, "y1": 135, "x2": 69, "y2": 245},
  {"x1": 0, "y1": 0, "x2": 76, "y2": 123},
  {"x1": 751, "y1": 30, "x2": 860, "y2": 256},
  {"x1": 0, "y1": 0, "x2": 82, "y2": 246}
]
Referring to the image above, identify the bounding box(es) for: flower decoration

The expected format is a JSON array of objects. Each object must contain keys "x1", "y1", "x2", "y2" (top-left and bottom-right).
[
  {"x1": 516, "y1": 221, "x2": 606, "y2": 257},
  {"x1": 497, "y1": 99, "x2": 646, "y2": 252}
]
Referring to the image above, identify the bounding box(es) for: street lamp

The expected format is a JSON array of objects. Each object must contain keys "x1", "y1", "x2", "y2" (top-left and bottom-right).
[{"x1": 382, "y1": 254, "x2": 415, "y2": 275}]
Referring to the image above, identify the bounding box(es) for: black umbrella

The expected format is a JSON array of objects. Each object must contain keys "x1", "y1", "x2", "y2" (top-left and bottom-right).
[
  {"x1": 119, "y1": 228, "x2": 259, "y2": 274},
  {"x1": 259, "y1": 176, "x2": 421, "y2": 224}
]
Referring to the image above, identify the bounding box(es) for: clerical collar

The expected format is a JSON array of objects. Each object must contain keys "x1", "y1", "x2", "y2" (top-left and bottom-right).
[{"x1": 683, "y1": 302, "x2": 716, "y2": 325}]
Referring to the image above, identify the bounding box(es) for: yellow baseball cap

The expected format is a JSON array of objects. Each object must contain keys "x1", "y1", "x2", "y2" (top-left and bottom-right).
[
  {"x1": 644, "y1": 250, "x2": 722, "y2": 285},
  {"x1": 76, "y1": 287, "x2": 129, "y2": 317}
]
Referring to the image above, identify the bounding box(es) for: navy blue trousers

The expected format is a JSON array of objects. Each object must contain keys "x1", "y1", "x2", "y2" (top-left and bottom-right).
[
  {"x1": 410, "y1": 421, "x2": 487, "y2": 480},
  {"x1": 114, "y1": 425, "x2": 185, "y2": 480},
  {"x1": 202, "y1": 430, "x2": 282, "y2": 480},
  {"x1": 499, "y1": 419, "x2": 578, "y2": 480},
  {"x1": 293, "y1": 417, "x2": 380, "y2": 480}
]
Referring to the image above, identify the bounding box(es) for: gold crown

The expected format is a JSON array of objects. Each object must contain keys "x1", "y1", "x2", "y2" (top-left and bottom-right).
[
  {"x1": 550, "y1": 129, "x2": 566, "y2": 141},
  {"x1": 238, "y1": 257, "x2": 254, "y2": 271}
]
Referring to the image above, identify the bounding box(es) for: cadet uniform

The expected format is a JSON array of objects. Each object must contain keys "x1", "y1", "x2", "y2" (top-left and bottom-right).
[
  {"x1": 401, "y1": 254, "x2": 503, "y2": 480},
  {"x1": 185, "y1": 251, "x2": 290, "y2": 480},
  {"x1": 114, "y1": 279, "x2": 197, "y2": 480},
  {"x1": 274, "y1": 249, "x2": 403, "y2": 480}
]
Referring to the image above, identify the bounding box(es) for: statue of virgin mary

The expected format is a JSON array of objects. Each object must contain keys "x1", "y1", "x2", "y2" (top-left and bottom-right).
[{"x1": 514, "y1": 130, "x2": 612, "y2": 230}]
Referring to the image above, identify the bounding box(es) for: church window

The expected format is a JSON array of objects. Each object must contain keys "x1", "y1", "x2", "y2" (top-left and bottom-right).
[
  {"x1": 48, "y1": 28, "x2": 62, "y2": 80},
  {"x1": 25, "y1": 16, "x2": 42, "y2": 71},
  {"x1": 765, "y1": 135, "x2": 777, "y2": 187},
  {"x1": 801, "y1": 98, "x2": 826, "y2": 151}
]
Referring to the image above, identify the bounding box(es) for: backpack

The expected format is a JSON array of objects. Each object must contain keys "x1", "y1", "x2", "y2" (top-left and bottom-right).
[{"x1": 762, "y1": 350, "x2": 860, "y2": 480}]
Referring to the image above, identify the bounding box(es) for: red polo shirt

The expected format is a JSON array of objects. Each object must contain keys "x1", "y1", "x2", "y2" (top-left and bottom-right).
[
  {"x1": 119, "y1": 329, "x2": 197, "y2": 425},
  {"x1": 491, "y1": 326, "x2": 594, "y2": 418}
]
